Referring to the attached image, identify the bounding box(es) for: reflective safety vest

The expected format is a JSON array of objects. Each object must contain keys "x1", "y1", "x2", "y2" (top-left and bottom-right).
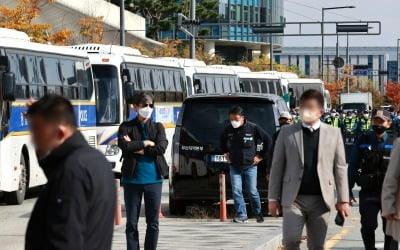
[
  {"x1": 343, "y1": 117, "x2": 357, "y2": 132},
  {"x1": 359, "y1": 118, "x2": 371, "y2": 132},
  {"x1": 325, "y1": 117, "x2": 339, "y2": 127}
]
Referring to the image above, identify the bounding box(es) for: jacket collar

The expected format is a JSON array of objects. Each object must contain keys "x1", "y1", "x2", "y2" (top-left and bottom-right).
[{"x1": 39, "y1": 132, "x2": 87, "y2": 178}]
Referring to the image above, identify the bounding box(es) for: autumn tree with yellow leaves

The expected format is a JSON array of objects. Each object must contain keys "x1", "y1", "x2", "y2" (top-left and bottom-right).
[
  {"x1": 0, "y1": 0, "x2": 105, "y2": 45},
  {"x1": 0, "y1": 0, "x2": 73, "y2": 44}
]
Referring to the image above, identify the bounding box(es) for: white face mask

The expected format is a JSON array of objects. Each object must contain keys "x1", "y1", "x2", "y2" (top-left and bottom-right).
[
  {"x1": 363, "y1": 114, "x2": 369, "y2": 119},
  {"x1": 300, "y1": 109, "x2": 319, "y2": 124},
  {"x1": 138, "y1": 106, "x2": 153, "y2": 119},
  {"x1": 231, "y1": 120, "x2": 242, "y2": 129}
]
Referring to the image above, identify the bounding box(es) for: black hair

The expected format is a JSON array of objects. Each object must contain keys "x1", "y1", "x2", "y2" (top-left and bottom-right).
[
  {"x1": 229, "y1": 106, "x2": 245, "y2": 116},
  {"x1": 133, "y1": 92, "x2": 154, "y2": 105},
  {"x1": 27, "y1": 94, "x2": 77, "y2": 128},
  {"x1": 299, "y1": 89, "x2": 324, "y2": 108}
]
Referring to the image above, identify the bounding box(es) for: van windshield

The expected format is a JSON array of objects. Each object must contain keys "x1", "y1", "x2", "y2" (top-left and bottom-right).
[{"x1": 181, "y1": 99, "x2": 276, "y2": 148}]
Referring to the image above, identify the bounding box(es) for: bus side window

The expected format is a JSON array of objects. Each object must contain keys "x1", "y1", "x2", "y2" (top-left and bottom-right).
[
  {"x1": 276, "y1": 80, "x2": 283, "y2": 96},
  {"x1": 8, "y1": 53, "x2": 28, "y2": 99},
  {"x1": 260, "y1": 80, "x2": 268, "y2": 93}
]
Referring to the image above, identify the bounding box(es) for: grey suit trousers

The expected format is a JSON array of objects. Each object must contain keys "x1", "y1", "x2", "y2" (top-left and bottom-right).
[{"x1": 282, "y1": 195, "x2": 330, "y2": 250}]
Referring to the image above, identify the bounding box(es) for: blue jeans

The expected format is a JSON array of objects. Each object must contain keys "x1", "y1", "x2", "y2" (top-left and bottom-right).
[
  {"x1": 230, "y1": 166, "x2": 262, "y2": 217},
  {"x1": 124, "y1": 182, "x2": 162, "y2": 250}
]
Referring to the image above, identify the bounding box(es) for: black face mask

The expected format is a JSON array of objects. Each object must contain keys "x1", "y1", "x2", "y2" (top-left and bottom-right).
[{"x1": 372, "y1": 125, "x2": 387, "y2": 134}]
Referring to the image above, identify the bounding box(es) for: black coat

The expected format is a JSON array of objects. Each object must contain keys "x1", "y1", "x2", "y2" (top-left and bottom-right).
[
  {"x1": 220, "y1": 120, "x2": 272, "y2": 170},
  {"x1": 118, "y1": 118, "x2": 169, "y2": 179},
  {"x1": 25, "y1": 132, "x2": 116, "y2": 250}
]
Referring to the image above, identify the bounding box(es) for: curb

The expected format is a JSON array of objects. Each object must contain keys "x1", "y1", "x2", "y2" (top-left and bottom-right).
[{"x1": 245, "y1": 233, "x2": 283, "y2": 250}]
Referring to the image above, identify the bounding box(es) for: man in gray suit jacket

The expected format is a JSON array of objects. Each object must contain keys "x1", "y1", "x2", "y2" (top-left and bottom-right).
[{"x1": 268, "y1": 89, "x2": 350, "y2": 250}]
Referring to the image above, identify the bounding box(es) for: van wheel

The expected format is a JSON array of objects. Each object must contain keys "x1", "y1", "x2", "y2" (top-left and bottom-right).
[
  {"x1": 5, "y1": 154, "x2": 28, "y2": 205},
  {"x1": 169, "y1": 195, "x2": 187, "y2": 216}
]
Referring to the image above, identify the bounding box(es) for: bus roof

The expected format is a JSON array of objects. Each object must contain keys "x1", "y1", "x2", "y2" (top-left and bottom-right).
[
  {"x1": 208, "y1": 65, "x2": 251, "y2": 73},
  {"x1": 0, "y1": 38, "x2": 90, "y2": 59},
  {"x1": 237, "y1": 72, "x2": 280, "y2": 80},
  {"x1": 158, "y1": 57, "x2": 207, "y2": 67},
  {"x1": 194, "y1": 66, "x2": 238, "y2": 76},
  {"x1": 287, "y1": 78, "x2": 324, "y2": 84},
  {"x1": 71, "y1": 44, "x2": 142, "y2": 56},
  {"x1": 0, "y1": 28, "x2": 30, "y2": 42}
]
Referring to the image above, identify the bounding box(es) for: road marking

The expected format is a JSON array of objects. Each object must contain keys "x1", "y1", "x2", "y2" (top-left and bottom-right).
[{"x1": 325, "y1": 225, "x2": 354, "y2": 249}]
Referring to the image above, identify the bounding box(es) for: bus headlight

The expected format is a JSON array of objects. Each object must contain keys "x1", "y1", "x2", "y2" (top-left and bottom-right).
[{"x1": 105, "y1": 144, "x2": 120, "y2": 156}]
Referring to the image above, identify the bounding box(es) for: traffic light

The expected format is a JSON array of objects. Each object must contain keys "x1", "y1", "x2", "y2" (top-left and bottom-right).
[{"x1": 177, "y1": 13, "x2": 200, "y2": 26}]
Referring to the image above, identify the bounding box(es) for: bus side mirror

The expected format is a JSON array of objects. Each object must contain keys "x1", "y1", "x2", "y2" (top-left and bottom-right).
[
  {"x1": 2, "y1": 72, "x2": 15, "y2": 101},
  {"x1": 124, "y1": 81, "x2": 135, "y2": 104}
]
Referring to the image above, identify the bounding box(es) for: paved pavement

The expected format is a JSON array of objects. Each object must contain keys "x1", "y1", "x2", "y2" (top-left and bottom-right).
[{"x1": 1, "y1": 183, "x2": 398, "y2": 250}]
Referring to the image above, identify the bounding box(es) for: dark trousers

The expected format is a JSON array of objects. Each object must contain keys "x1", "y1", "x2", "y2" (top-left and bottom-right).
[
  {"x1": 124, "y1": 182, "x2": 162, "y2": 250},
  {"x1": 359, "y1": 190, "x2": 398, "y2": 250}
]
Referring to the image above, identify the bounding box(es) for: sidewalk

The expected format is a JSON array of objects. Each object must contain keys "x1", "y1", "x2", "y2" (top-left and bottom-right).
[{"x1": 112, "y1": 181, "x2": 283, "y2": 250}]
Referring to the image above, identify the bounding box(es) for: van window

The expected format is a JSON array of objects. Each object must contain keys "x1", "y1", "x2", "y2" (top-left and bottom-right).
[{"x1": 181, "y1": 99, "x2": 276, "y2": 148}]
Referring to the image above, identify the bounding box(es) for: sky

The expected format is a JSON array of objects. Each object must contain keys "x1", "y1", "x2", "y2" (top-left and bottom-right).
[{"x1": 282, "y1": 0, "x2": 399, "y2": 47}]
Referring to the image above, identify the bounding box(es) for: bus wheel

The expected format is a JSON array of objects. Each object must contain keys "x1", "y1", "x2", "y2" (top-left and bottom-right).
[{"x1": 5, "y1": 154, "x2": 28, "y2": 205}]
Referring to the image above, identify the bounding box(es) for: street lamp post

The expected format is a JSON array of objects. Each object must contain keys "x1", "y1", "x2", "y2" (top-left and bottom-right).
[{"x1": 321, "y1": 6, "x2": 355, "y2": 81}]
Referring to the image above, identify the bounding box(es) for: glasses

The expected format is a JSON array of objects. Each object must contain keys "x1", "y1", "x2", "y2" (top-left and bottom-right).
[{"x1": 140, "y1": 103, "x2": 154, "y2": 108}]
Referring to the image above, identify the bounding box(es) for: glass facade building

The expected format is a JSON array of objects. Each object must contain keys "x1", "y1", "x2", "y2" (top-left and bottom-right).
[{"x1": 161, "y1": 0, "x2": 284, "y2": 61}]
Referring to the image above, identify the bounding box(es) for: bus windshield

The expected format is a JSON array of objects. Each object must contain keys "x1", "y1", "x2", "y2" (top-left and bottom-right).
[{"x1": 92, "y1": 65, "x2": 120, "y2": 125}]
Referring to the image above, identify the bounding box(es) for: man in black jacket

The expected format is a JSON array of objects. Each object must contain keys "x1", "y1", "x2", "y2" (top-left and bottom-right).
[
  {"x1": 118, "y1": 92, "x2": 168, "y2": 250},
  {"x1": 25, "y1": 95, "x2": 115, "y2": 250},
  {"x1": 220, "y1": 106, "x2": 272, "y2": 223}
]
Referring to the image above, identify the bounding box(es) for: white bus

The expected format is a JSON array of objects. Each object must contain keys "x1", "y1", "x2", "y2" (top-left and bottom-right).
[
  {"x1": 287, "y1": 78, "x2": 331, "y2": 111},
  {"x1": 159, "y1": 58, "x2": 240, "y2": 96},
  {"x1": 71, "y1": 44, "x2": 187, "y2": 173},
  {"x1": 0, "y1": 28, "x2": 96, "y2": 204}
]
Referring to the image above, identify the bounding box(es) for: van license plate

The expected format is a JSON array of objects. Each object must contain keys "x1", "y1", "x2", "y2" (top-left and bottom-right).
[{"x1": 211, "y1": 155, "x2": 227, "y2": 163}]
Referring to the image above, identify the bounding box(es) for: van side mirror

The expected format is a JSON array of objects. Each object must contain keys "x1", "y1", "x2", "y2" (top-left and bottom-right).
[
  {"x1": 124, "y1": 81, "x2": 136, "y2": 104},
  {"x1": 2, "y1": 72, "x2": 15, "y2": 101}
]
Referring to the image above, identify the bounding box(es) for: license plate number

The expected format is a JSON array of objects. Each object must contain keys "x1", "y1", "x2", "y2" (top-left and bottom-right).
[{"x1": 211, "y1": 155, "x2": 227, "y2": 163}]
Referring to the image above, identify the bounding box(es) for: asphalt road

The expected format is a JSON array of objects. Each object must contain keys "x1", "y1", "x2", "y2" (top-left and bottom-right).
[{"x1": 0, "y1": 184, "x2": 397, "y2": 250}]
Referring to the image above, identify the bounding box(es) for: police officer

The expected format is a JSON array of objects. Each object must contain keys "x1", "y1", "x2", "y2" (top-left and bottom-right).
[
  {"x1": 324, "y1": 109, "x2": 340, "y2": 127},
  {"x1": 349, "y1": 109, "x2": 399, "y2": 250},
  {"x1": 357, "y1": 110, "x2": 371, "y2": 135},
  {"x1": 220, "y1": 106, "x2": 272, "y2": 223}
]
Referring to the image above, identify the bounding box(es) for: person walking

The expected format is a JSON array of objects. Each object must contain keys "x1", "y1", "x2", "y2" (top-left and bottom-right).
[
  {"x1": 382, "y1": 138, "x2": 400, "y2": 245},
  {"x1": 25, "y1": 95, "x2": 116, "y2": 250},
  {"x1": 349, "y1": 109, "x2": 398, "y2": 250},
  {"x1": 268, "y1": 89, "x2": 350, "y2": 250},
  {"x1": 118, "y1": 92, "x2": 169, "y2": 250},
  {"x1": 220, "y1": 106, "x2": 272, "y2": 223}
]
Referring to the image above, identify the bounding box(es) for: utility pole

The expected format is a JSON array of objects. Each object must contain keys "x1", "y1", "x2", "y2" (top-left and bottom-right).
[
  {"x1": 120, "y1": 0, "x2": 125, "y2": 46},
  {"x1": 190, "y1": 0, "x2": 196, "y2": 59},
  {"x1": 321, "y1": 6, "x2": 355, "y2": 81},
  {"x1": 269, "y1": 0, "x2": 273, "y2": 70},
  {"x1": 346, "y1": 33, "x2": 350, "y2": 93},
  {"x1": 397, "y1": 38, "x2": 400, "y2": 83},
  {"x1": 336, "y1": 34, "x2": 339, "y2": 81}
]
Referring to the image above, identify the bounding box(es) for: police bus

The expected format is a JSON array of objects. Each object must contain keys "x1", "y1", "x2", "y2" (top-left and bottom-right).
[
  {"x1": 71, "y1": 44, "x2": 187, "y2": 173},
  {"x1": 159, "y1": 58, "x2": 240, "y2": 95},
  {"x1": 0, "y1": 28, "x2": 96, "y2": 204},
  {"x1": 288, "y1": 78, "x2": 331, "y2": 111}
]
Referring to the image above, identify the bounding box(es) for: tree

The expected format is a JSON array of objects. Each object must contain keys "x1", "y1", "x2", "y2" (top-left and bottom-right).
[
  {"x1": 131, "y1": 38, "x2": 223, "y2": 64},
  {"x1": 0, "y1": 0, "x2": 73, "y2": 45},
  {"x1": 385, "y1": 80, "x2": 400, "y2": 109},
  {"x1": 112, "y1": 0, "x2": 219, "y2": 40},
  {"x1": 79, "y1": 16, "x2": 104, "y2": 43}
]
